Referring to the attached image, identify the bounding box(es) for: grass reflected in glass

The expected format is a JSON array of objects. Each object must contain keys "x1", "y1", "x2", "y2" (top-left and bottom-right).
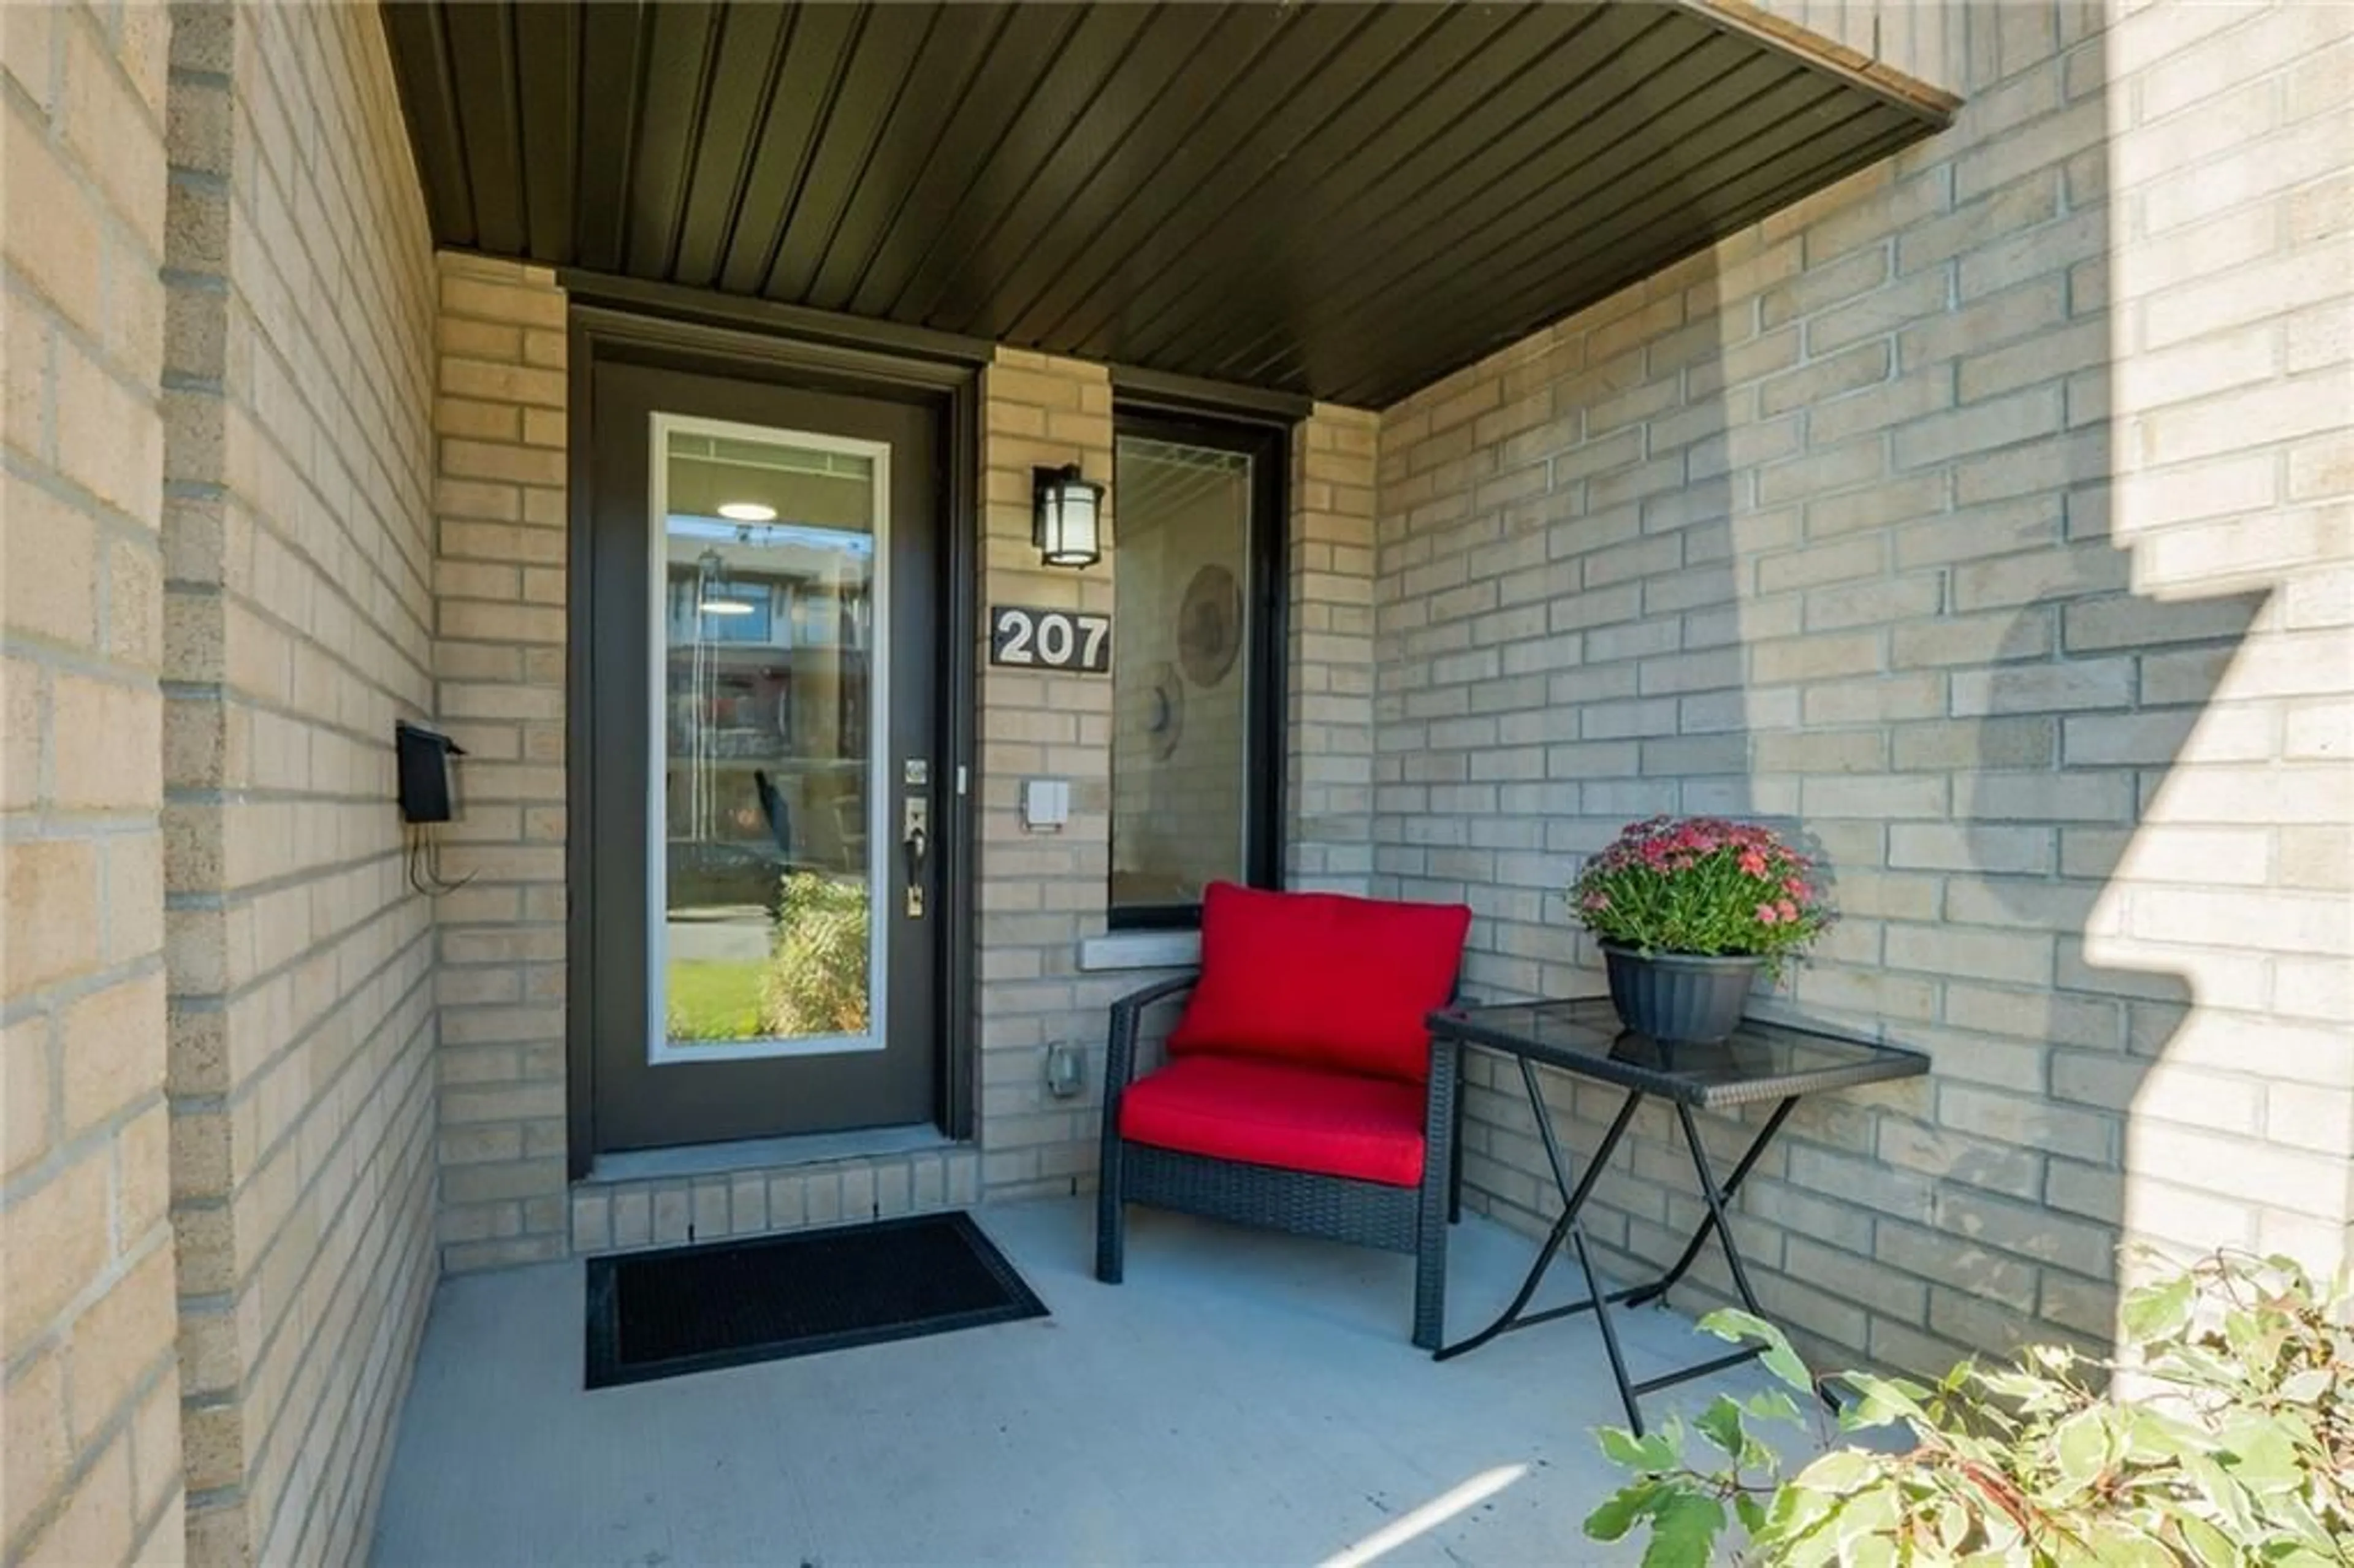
[{"x1": 663, "y1": 957, "x2": 767, "y2": 1041}]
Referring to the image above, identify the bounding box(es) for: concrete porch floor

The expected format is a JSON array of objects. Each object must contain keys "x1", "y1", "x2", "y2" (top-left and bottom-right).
[{"x1": 373, "y1": 1199, "x2": 1797, "y2": 1566}]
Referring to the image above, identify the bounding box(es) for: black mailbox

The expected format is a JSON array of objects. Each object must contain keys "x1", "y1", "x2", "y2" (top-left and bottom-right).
[{"x1": 395, "y1": 722, "x2": 465, "y2": 824}]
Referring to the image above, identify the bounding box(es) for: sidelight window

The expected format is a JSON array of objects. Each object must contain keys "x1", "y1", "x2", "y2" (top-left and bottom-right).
[{"x1": 1107, "y1": 414, "x2": 1284, "y2": 929}]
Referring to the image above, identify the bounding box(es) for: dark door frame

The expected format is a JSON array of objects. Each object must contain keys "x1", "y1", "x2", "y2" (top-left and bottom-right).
[
  {"x1": 563, "y1": 294, "x2": 981, "y2": 1179},
  {"x1": 1103, "y1": 406, "x2": 1289, "y2": 931}
]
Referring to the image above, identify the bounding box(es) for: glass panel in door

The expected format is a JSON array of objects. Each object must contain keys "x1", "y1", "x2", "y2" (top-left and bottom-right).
[{"x1": 652, "y1": 416, "x2": 887, "y2": 1062}]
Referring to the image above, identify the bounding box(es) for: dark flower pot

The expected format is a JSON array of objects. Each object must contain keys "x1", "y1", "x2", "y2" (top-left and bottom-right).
[{"x1": 1602, "y1": 943, "x2": 1762, "y2": 1044}]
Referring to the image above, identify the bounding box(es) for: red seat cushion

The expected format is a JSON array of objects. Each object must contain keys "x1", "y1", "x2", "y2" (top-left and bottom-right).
[
  {"x1": 1167, "y1": 883, "x2": 1472, "y2": 1084},
  {"x1": 1118, "y1": 1054, "x2": 1428, "y2": 1188}
]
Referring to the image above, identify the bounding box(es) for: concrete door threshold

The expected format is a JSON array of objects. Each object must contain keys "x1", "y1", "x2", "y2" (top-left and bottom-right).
[{"x1": 583, "y1": 1123, "x2": 958, "y2": 1185}]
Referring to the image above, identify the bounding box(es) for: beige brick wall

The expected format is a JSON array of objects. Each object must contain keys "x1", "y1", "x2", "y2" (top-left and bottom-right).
[
  {"x1": 159, "y1": 4, "x2": 440, "y2": 1561},
  {"x1": 1287, "y1": 405, "x2": 1381, "y2": 894},
  {"x1": 972, "y1": 350, "x2": 1126, "y2": 1198},
  {"x1": 429, "y1": 254, "x2": 571, "y2": 1270},
  {"x1": 1376, "y1": 0, "x2": 2352, "y2": 1376},
  {"x1": 2092, "y1": 0, "x2": 2353, "y2": 1306},
  {"x1": 566, "y1": 1147, "x2": 984, "y2": 1257},
  {"x1": 1, "y1": 4, "x2": 183, "y2": 1561}
]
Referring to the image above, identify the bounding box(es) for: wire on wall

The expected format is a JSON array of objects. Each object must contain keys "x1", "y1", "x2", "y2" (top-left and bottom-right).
[{"x1": 405, "y1": 824, "x2": 474, "y2": 898}]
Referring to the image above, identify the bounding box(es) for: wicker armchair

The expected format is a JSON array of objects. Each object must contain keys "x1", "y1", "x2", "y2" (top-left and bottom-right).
[{"x1": 1092, "y1": 887, "x2": 1471, "y2": 1351}]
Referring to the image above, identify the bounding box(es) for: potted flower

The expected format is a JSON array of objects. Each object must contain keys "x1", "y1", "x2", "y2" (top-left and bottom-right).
[{"x1": 1569, "y1": 816, "x2": 1830, "y2": 1043}]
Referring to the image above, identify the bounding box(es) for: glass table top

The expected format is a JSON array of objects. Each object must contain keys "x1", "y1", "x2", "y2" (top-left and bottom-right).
[{"x1": 1429, "y1": 996, "x2": 1929, "y2": 1108}]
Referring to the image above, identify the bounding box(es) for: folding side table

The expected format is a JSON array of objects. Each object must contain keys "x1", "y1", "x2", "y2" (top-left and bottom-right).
[{"x1": 1426, "y1": 997, "x2": 1930, "y2": 1434}]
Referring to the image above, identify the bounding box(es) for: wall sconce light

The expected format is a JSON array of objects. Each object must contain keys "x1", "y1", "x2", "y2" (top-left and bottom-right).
[{"x1": 1032, "y1": 463, "x2": 1104, "y2": 568}]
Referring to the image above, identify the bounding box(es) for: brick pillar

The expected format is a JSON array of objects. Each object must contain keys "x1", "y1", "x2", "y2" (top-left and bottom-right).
[
  {"x1": 1286, "y1": 404, "x2": 1379, "y2": 894},
  {"x1": 428, "y1": 254, "x2": 572, "y2": 1269},
  {"x1": 1, "y1": 3, "x2": 182, "y2": 1562},
  {"x1": 973, "y1": 351, "x2": 1120, "y2": 1195}
]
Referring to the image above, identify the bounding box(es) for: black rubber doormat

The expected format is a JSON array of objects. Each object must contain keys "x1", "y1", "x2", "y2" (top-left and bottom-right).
[{"x1": 584, "y1": 1211, "x2": 1047, "y2": 1389}]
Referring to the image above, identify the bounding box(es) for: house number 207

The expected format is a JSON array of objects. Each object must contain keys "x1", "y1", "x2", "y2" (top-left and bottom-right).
[{"x1": 989, "y1": 606, "x2": 1111, "y2": 672}]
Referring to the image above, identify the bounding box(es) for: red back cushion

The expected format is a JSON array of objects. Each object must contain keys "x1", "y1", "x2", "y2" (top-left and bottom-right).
[{"x1": 1167, "y1": 883, "x2": 1472, "y2": 1084}]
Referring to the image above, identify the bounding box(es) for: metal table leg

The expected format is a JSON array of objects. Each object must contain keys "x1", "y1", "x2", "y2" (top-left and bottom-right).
[
  {"x1": 1620, "y1": 1097, "x2": 1795, "y2": 1311},
  {"x1": 1569, "y1": 1221, "x2": 1637, "y2": 1428},
  {"x1": 1674, "y1": 1100, "x2": 1772, "y2": 1315},
  {"x1": 1433, "y1": 1076, "x2": 1640, "y2": 1363},
  {"x1": 1434, "y1": 1084, "x2": 1810, "y2": 1437}
]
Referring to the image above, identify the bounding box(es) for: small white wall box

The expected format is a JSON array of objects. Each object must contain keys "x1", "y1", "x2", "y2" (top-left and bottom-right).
[
  {"x1": 1045, "y1": 1041, "x2": 1086, "y2": 1099},
  {"x1": 1022, "y1": 778, "x2": 1070, "y2": 830}
]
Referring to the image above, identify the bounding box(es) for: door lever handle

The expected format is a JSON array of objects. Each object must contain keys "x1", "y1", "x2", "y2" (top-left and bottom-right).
[{"x1": 902, "y1": 804, "x2": 929, "y2": 917}]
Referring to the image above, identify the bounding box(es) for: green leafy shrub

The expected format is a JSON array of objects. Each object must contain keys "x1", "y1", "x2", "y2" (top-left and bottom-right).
[
  {"x1": 1571, "y1": 816, "x2": 1831, "y2": 974},
  {"x1": 761, "y1": 872, "x2": 870, "y2": 1036},
  {"x1": 1588, "y1": 1252, "x2": 2352, "y2": 1565}
]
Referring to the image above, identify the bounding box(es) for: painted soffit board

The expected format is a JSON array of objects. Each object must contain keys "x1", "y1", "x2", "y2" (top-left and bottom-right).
[{"x1": 383, "y1": 0, "x2": 1956, "y2": 408}]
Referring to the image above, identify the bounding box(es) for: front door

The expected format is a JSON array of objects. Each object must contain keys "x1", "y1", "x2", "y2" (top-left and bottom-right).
[{"x1": 582, "y1": 359, "x2": 943, "y2": 1153}]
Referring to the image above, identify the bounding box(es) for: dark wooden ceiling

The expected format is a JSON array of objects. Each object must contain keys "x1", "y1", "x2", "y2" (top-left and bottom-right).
[{"x1": 383, "y1": 1, "x2": 1951, "y2": 407}]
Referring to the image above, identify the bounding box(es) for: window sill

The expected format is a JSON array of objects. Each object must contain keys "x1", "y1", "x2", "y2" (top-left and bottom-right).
[{"x1": 1078, "y1": 930, "x2": 1201, "y2": 973}]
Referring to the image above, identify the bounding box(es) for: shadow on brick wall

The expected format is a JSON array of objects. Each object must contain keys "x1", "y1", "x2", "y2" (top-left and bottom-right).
[
  {"x1": 1384, "y1": 1, "x2": 2333, "y2": 1379},
  {"x1": 1944, "y1": 574, "x2": 2268, "y2": 1359}
]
